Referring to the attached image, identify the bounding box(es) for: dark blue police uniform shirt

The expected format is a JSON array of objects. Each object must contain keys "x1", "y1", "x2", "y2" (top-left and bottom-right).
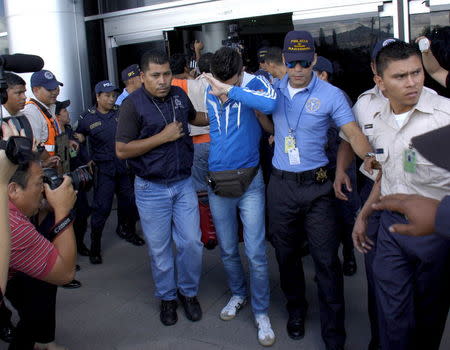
[
  {"x1": 436, "y1": 196, "x2": 450, "y2": 240},
  {"x1": 76, "y1": 108, "x2": 126, "y2": 174}
]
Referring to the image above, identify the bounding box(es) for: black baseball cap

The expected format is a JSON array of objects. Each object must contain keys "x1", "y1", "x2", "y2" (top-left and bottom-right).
[
  {"x1": 412, "y1": 125, "x2": 450, "y2": 171},
  {"x1": 55, "y1": 100, "x2": 70, "y2": 115}
]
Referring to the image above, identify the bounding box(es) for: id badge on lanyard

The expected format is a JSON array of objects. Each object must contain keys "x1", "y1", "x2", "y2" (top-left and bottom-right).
[
  {"x1": 285, "y1": 130, "x2": 300, "y2": 165},
  {"x1": 283, "y1": 82, "x2": 314, "y2": 166},
  {"x1": 284, "y1": 132, "x2": 296, "y2": 153}
]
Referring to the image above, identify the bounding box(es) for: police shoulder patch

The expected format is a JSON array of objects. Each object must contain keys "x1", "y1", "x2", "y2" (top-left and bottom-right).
[{"x1": 90, "y1": 121, "x2": 102, "y2": 130}]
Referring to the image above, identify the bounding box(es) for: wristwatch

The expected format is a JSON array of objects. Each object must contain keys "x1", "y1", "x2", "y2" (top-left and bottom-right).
[{"x1": 365, "y1": 152, "x2": 376, "y2": 158}]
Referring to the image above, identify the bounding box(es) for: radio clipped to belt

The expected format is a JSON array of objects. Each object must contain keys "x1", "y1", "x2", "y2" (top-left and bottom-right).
[{"x1": 207, "y1": 166, "x2": 258, "y2": 197}]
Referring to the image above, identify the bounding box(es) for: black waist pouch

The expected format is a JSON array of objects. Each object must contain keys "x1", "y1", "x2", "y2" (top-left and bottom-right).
[{"x1": 207, "y1": 166, "x2": 258, "y2": 198}]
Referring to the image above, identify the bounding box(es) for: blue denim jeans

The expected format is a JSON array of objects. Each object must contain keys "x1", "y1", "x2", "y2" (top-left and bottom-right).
[
  {"x1": 134, "y1": 176, "x2": 203, "y2": 300},
  {"x1": 191, "y1": 142, "x2": 210, "y2": 192},
  {"x1": 208, "y1": 170, "x2": 270, "y2": 315}
]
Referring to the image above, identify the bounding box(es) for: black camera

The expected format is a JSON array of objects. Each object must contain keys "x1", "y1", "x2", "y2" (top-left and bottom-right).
[
  {"x1": 222, "y1": 24, "x2": 244, "y2": 53},
  {"x1": 43, "y1": 165, "x2": 94, "y2": 191},
  {"x1": 0, "y1": 54, "x2": 44, "y2": 164},
  {"x1": 0, "y1": 116, "x2": 35, "y2": 164}
]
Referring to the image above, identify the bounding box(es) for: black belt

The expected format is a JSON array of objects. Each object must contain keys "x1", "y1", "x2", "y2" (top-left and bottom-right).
[{"x1": 271, "y1": 166, "x2": 328, "y2": 184}]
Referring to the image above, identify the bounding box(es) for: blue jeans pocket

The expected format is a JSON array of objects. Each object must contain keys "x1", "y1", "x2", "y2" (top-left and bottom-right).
[{"x1": 135, "y1": 177, "x2": 153, "y2": 192}]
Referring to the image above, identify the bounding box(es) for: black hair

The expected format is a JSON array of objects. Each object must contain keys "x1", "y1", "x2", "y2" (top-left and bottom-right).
[
  {"x1": 169, "y1": 53, "x2": 188, "y2": 75},
  {"x1": 5, "y1": 72, "x2": 26, "y2": 88},
  {"x1": 210, "y1": 47, "x2": 243, "y2": 82},
  {"x1": 264, "y1": 47, "x2": 283, "y2": 65},
  {"x1": 376, "y1": 41, "x2": 421, "y2": 77},
  {"x1": 140, "y1": 50, "x2": 169, "y2": 72},
  {"x1": 315, "y1": 70, "x2": 334, "y2": 83},
  {"x1": 430, "y1": 26, "x2": 450, "y2": 71},
  {"x1": 9, "y1": 156, "x2": 40, "y2": 189},
  {"x1": 198, "y1": 52, "x2": 213, "y2": 74}
]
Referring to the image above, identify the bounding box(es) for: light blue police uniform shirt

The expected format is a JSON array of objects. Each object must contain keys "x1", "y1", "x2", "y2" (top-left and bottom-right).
[
  {"x1": 115, "y1": 88, "x2": 129, "y2": 106},
  {"x1": 272, "y1": 73, "x2": 355, "y2": 172}
]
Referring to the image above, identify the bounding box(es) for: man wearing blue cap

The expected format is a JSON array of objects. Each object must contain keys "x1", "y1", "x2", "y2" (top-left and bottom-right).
[
  {"x1": 76, "y1": 80, "x2": 144, "y2": 264},
  {"x1": 268, "y1": 30, "x2": 373, "y2": 350},
  {"x1": 116, "y1": 64, "x2": 142, "y2": 106},
  {"x1": 23, "y1": 70, "x2": 63, "y2": 159}
]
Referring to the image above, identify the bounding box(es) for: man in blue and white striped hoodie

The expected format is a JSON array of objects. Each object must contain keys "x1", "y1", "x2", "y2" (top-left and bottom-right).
[{"x1": 204, "y1": 47, "x2": 277, "y2": 347}]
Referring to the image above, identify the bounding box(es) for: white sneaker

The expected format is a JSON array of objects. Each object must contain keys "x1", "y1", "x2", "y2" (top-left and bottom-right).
[
  {"x1": 255, "y1": 314, "x2": 275, "y2": 347},
  {"x1": 220, "y1": 295, "x2": 247, "y2": 320}
]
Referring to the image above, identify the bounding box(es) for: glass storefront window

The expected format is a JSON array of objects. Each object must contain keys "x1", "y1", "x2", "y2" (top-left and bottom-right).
[
  {"x1": 410, "y1": 10, "x2": 449, "y2": 39},
  {"x1": 296, "y1": 16, "x2": 394, "y2": 101},
  {"x1": 85, "y1": 0, "x2": 182, "y2": 15}
]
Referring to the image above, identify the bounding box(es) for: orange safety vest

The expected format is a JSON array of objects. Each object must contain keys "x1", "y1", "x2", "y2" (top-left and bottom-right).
[
  {"x1": 26, "y1": 100, "x2": 61, "y2": 156},
  {"x1": 171, "y1": 78, "x2": 188, "y2": 93}
]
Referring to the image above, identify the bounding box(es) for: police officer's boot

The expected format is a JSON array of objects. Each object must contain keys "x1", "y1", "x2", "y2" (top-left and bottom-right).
[
  {"x1": 89, "y1": 229, "x2": 103, "y2": 264},
  {"x1": 342, "y1": 246, "x2": 357, "y2": 276},
  {"x1": 74, "y1": 215, "x2": 90, "y2": 256},
  {"x1": 342, "y1": 223, "x2": 357, "y2": 276},
  {"x1": 117, "y1": 222, "x2": 145, "y2": 247}
]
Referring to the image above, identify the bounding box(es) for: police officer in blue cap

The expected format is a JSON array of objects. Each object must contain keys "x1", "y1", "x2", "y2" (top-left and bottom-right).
[
  {"x1": 116, "y1": 64, "x2": 142, "y2": 106},
  {"x1": 76, "y1": 80, "x2": 144, "y2": 264},
  {"x1": 268, "y1": 31, "x2": 373, "y2": 350}
]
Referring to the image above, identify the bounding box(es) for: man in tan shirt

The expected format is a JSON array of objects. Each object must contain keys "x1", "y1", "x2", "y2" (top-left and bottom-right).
[{"x1": 353, "y1": 41, "x2": 450, "y2": 350}]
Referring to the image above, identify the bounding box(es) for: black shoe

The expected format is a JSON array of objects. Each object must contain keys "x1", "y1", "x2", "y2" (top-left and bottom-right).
[
  {"x1": 62, "y1": 279, "x2": 82, "y2": 289},
  {"x1": 116, "y1": 224, "x2": 128, "y2": 239},
  {"x1": 368, "y1": 338, "x2": 381, "y2": 350},
  {"x1": 287, "y1": 309, "x2": 305, "y2": 340},
  {"x1": 299, "y1": 240, "x2": 310, "y2": 257},
  {"x1": 177, "y1": 291, "x2": 202, "y2": 321},
  {"x1": 89, "y1": 253, "x2": 102, "y2": 264},
  {"x1": 0, "y1": 322, "x2": 16, "y2": 343},
  {"x1": 343, "y1": 253, "x2": 357, "y2": 276},
  {"x1": 160, "y1": 300, "x2": 178, "y2": 326},
  {"x1": 124, "y1": 233, "x2": 145, "y2": 246},
  {"x1": 77, "y1": 243, "x2": 90, "y2": 256}
]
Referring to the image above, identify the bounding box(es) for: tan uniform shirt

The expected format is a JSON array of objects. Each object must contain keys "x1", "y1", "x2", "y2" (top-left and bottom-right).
[
  {"x1": 366, "y1": 88, "x2": 450, "y2": 201},
  {"x1": 340, "y1": 85, "x2": 437, "y2": 142}
]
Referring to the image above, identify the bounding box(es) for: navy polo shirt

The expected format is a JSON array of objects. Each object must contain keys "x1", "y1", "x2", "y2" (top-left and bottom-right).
[
  {"x1": 436, "y1": 196, "x2": 450, "y2": 240},
  {"x1": 116, "y1": 86, "x2": 195, "y2": 182},
  {"x1": 272, "y1": 73, "x2": 355, "y2": 172}
]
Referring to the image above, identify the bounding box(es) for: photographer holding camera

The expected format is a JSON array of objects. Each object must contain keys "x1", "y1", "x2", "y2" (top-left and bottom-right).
[
  {"x1": 5, "y1": 151, "x2": 76, "y2": 350},
  {"x1": 0, "y1": 121, "x2": 19, "y2": 298}
]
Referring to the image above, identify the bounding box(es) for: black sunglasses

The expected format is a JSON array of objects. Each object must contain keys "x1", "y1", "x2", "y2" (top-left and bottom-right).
[{"x1": 285, "y1": 60, "x2": 312, "y2": 69}]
